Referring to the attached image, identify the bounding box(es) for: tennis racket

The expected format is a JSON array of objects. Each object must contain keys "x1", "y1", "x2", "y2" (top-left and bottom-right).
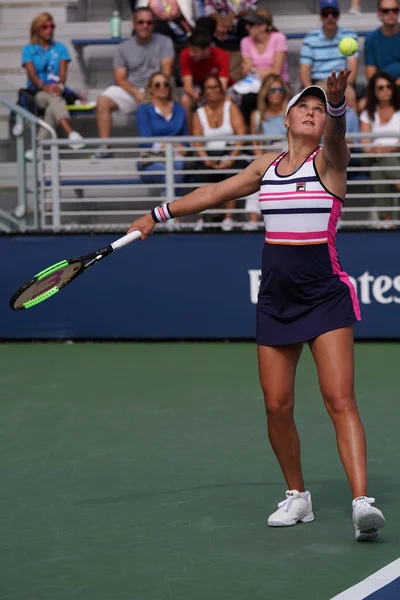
[{"x1": 9, "y1": 230, "x2": 141, "y2": 311}]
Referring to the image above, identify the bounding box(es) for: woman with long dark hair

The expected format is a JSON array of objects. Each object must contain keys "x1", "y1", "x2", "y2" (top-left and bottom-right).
[
  {"x1": 192, "y1": 74, "x2": 246, "y2": 230},
  {"x1": 360, "y1": 71, "x2": 400, "y2": 224}
]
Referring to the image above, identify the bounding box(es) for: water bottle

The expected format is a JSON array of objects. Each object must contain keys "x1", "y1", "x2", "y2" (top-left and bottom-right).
[{"x1": 110, "y1": 11, "x2": 122, "y2": 39}]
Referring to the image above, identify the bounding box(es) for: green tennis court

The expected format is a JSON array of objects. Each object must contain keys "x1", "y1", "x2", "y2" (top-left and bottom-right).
[{"x1": 0, "y1": 342, "x2": 399, "y2": 600}]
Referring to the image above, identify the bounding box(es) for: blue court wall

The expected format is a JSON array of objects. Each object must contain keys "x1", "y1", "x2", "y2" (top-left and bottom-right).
[{"x1": 1, "y1": 232, "x2": 400, "y2": 340}]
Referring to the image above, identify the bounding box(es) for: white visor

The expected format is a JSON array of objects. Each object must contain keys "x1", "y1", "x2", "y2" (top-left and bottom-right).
[{"x1": 285, "y1": 86, "x2": 327, "y2": 116}]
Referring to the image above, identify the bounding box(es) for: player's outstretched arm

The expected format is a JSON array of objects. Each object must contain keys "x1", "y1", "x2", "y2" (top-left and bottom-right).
[
  {"x1": 128, "y1": 152, "x2": 277, "y2": 239},
  {"x1": 321, "y1": 69, "x2": 351, "y2": 172}
]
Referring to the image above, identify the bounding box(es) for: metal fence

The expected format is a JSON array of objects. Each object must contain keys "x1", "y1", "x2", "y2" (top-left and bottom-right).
[
  {"x1": 38, "y1": 134, "x2": 400, "y2": 232},
  {"x1": 0, "y1": 94, "x2": 58, "y2": 231},
  {"x1": 1, "y1": 89, "x2": 400, "y2": 233}
]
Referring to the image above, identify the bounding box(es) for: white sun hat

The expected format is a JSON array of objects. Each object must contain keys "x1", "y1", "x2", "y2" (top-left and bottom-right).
[{"x1": 285, "y1": 86, "x2": 328, "y2": 116}]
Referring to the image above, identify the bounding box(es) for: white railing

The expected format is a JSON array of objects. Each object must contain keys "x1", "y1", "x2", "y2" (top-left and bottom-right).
[
  {"x1": 38, "y1": 135, "x2": 287, "y2": 230},
  {"x1": 0, "y1": 93, "x2": 56, "y2": 231},
  {"x1": 38, "y1": 132, "x2": 400, "y2": 232}
]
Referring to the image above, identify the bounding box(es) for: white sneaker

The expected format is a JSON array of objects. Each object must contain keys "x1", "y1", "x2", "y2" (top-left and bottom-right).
[
  {"x1": 221, "y1": 217, "x2": 234, "y2": 231},
  {"x1": 193, "y1": 217, "x2": 204, "y2": 232},
  {"x1": 68, "y1": 131, "x2": 86, "y2": 150},
  {"x1": 92, "y1": 149, "x2": 113, "y2": 159},
  {"x1": 243, "y1": 220, "x2": 259, "y2": 231},
  {"x1": 24, "y1": 149, "x2": 35, "y2": 162},
  {"x1": 352, "y1": 496, "x2": 385, "y2": 541},
  {"x1": 166, "y1": 219, "x2": 181, "y2": 231},
  {"x1": 268, "y1": 490, "x2": 314, "y2": 527},
  {"x1": 233, "y1": 74, "x2": 261, "y2": 95}
]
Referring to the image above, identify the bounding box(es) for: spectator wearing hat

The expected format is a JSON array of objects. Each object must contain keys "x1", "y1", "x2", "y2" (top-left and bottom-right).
[
  {"x1": 364, "y1": 0, "x2": 400, "y2": 86},
  {"x1": 233, "y1": 9, "x2": 289, "y2": 124},
  {"x1": 299, "y1": 0, "x2": 358, "y2": 109}
]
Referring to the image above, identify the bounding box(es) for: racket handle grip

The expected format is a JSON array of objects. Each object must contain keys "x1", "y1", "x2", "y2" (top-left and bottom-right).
[{"x1": 111, "y1": 230, "x2": 141, "y2": 251}]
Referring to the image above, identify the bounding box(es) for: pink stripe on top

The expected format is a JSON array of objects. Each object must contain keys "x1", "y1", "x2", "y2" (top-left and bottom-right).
[
  {"x1": 327, "y1": 198, "x2": 361, "y2": 320},
  {"x1": 306, "y1": 149, "x2": 320, "y2": 162},
  {"x1": 270, "y1": 151, "x2": 287, "y2": 167},
  {"x1": 266, "y1": 230, "x2": 328, "y2": 240},
  {"x1": 259, "y1": 193, "x2": 333, "y2": 202}
]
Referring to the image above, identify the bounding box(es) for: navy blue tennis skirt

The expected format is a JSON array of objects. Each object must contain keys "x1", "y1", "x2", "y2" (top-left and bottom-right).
[{"x1": 256, "y1": 243, "x2": 360, "y2": 346}]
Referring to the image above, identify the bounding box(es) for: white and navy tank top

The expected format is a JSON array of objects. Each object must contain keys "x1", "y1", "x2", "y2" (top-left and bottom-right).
[
  {"x1": 257, "y1": 147, "x2": 360, "y2": 323},
  {"x1": 259, "y1": 147, "x2": 342, "y2": 246},
  {"x1": 197, "y1": 101, "x2": 233, "y2": 150}
]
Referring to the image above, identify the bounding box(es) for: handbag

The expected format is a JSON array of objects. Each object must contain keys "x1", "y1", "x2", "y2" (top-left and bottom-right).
[{"x1": 62, "y1": 87, "x2": 81, "y2": 105}]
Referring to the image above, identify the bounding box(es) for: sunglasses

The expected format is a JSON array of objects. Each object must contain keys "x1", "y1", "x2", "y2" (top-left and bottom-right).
[
  {"x1": 321, "y1": 9, "x2": 339, "y2": 17},
  {"x1": 268, "y1": 87, "x2": 285, "y2": 94},
  {"x1": 205, "y1": 84, "x2": 221, "y2": 90},
  {"x1": 153, "y1": 81, "x2": 170, "y2": 88},
  {"x1": 137, "y1": 19, "x2": 154, "y2": 25},
  {"x1": 380, "y1": 7, "x2": 399, "y2": 13},
  {"x1": 376, "y1": 83, "x2": 392, "y2": 90},
  {"x1": 41, "y1": 23, "x2": 56, "y2": 30}
]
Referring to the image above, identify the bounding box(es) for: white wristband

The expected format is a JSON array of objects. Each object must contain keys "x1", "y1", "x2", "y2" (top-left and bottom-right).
[
  {"x1": 151, "y1": 203, "x2": 173, "y2": 223},
  {"x1": 327, "y1": 99, "x2": 346, "y2": 118}
]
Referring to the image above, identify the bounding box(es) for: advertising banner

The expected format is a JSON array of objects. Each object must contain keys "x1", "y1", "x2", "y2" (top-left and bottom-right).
[{"x1": 1, "y1": 232, "x2": 399, "y2": 339}]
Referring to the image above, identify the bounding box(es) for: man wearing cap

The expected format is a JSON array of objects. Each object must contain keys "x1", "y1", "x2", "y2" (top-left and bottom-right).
[{"x1": 299, "y1": 0, "x2": 358, "y2": 108}]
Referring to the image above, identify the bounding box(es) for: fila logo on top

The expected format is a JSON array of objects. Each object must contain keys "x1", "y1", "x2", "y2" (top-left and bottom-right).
[
  {"x1": 296, "y1": 182, "x2": 306, "y2": 192},
  {"x1": 248, "y1": 270, "x2": 400, "y2": 305}
]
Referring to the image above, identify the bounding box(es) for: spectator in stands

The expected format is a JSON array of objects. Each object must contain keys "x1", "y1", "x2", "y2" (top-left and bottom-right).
[
  {"x1": 360, "y1": 71, "x2": 400, "y2": 224},
  {"x1": 94, "y1": 8, "x2": 174, "y2": 159},
  {"x1": 134, "y1": 0, "x2": 196, "y2": 41},
  {"x1": 180, "y1": 28, "x2": 230, "y2": 129},
  {"x1": 192, "y1": 74, "x2": 246, "y2": 230},
  {"x1": 250, "y1": 74, "x2": 289, "y2": 154},
  {"x1": 21, "y1": 12, "x2": 84, "y2": 160},
  {"x1": 299, "y1": 0, "x2": 358, "y2": 110},
  {"x1": 196, "y1": 0, "x2": 257, "y2": 45},
  {"x1": 364, "y1": 0, "x2": 400, "y2": 86},
  {"x1": 137, "y1": 72, "x2": 188, "y2": 226},
  {"x1": 244, "y1": 74, "x2": 288, "y2": 229},
  {"x1": 233, "y1": 10, "x2": 289, "y2": 125}
]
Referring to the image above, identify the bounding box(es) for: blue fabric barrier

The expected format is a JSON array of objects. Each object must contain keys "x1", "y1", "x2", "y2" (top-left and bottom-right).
[{"x1": 1, "y1": 232, "x2": 400, "y2": 339}]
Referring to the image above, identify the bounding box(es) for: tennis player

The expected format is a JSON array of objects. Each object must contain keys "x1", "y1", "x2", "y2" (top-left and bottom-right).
[{"x1": 128, "y1": 69, "x2": 386, "y2": 541}]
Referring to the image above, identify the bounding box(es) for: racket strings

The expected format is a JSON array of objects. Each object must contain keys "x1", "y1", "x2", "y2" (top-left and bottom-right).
[{"x1": 13, "y1": 263, "x2": 81, "y2": 310}]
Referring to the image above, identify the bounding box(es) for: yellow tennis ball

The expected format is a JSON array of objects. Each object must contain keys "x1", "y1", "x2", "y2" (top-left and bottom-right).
[{"x1": 338, "y1": 37, "x2": 358, "y2": 57}]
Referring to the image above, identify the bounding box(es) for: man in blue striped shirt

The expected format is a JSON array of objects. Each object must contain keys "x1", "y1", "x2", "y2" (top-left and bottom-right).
[{"x1": 299, "y1": 0, "x2": 358, "y2": 108}]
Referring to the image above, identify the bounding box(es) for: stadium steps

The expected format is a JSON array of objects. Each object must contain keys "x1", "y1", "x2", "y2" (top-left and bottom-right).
[{"x1": 0, "y1": 0, "x2": 78, "y2": 26}]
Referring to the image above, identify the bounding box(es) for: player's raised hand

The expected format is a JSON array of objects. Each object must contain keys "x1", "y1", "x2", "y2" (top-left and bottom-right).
[
  {"x1": 127, "y1": 213, "x2": 155, "y2": 240},
  {"x1": 326, "y1": 69, "x2": 350, "y2": 105}
]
